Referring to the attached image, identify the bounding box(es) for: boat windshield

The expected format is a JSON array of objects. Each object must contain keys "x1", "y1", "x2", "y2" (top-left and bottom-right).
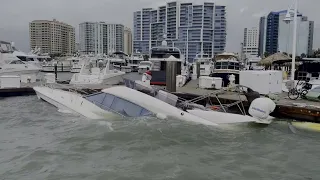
[
  {"x1": 215, "y1": 61, "x2": 240, "y2": 70},
  {"x1": 85, "y1": 92, "x2": 153, "y2": 117},
  {"x1": 9, "y1": 60, "x2": 26, "y2": 64},
  {"x1": 16, "y1": 56, "x2": 36, "y2": 62}
]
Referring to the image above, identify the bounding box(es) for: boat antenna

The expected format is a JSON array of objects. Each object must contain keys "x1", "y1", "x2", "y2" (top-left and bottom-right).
[{"x1": 161, "y1": 34, "x2": 167, "y2": 47}]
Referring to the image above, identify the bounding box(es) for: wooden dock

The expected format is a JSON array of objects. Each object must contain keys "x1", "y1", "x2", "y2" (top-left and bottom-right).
[{"x1": 1, "y1": 78, "x2": 320, "y2": 123}]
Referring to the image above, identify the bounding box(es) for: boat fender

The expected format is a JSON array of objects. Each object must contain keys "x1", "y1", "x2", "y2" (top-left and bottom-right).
[
  {"x1": 181, "y1": 112, "x2": 184, "y2": 116},
  {"x1": 248, "y1": 97, "x2": 276, "y2": 120},
  {"x1": 156, "y1": 113, "x2": 167, "y2": 120}
]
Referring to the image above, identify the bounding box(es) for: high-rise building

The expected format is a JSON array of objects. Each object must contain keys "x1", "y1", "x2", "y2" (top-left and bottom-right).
[
  {"x1": 79, "y1": 22, "x2": 124, "y2": 54},
  {"x1": 243, "y1": 27, "x2": 259, "y2": 57},
  {"x1": 258, "y1": 17, "x2": 266, "y2": 57},
  {"x1": 29, "y1": 19, "x2": 75, "y2": 55},
  {"x1": 278, "y1": 15, "x2": 314, "y2": 56},
  {"x1": 133, "y1": 2, "x2": 227, "y2": 61},
  {"x1": 124, "y1": 27, "x2": 132, "y2": 55},
  {"x1": 259, "y1": 10, "x2": 313, "y2": 56}
]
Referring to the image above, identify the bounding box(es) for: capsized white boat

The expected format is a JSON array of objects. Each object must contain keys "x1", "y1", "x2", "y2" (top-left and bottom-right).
[{"x1": 33, "y1": 78, "x2": 276, "y2": 126}]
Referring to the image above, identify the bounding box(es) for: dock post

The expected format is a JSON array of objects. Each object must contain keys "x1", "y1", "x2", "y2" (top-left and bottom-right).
[
  {"x1": 166, "y1": 61, "x2": 177, "y2": 92},
  {"x1": 196, "y1": 62, "x2": 201, "y2": 78},
  {"x1": 54, "y1": 63, "x2": 57, "y2": 80}
]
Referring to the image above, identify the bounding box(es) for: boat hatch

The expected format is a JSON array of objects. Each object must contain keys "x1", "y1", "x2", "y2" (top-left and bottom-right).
[{"x1": 85, "y1": 92, "x2": 153, "y2": 117}]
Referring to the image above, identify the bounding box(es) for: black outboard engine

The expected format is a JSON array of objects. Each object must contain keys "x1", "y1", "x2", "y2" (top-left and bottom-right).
[{"x1": 243, "y1": 88, "x2": 260, "y2": 104}]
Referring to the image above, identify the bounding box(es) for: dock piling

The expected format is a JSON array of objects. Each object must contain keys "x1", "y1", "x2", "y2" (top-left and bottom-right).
[
  {"x1": 54, "y1": 63, "x2": 57, "y2": 80},
  {"x1": 196, "y1": 62, "x2": 200, "y2": 78}
]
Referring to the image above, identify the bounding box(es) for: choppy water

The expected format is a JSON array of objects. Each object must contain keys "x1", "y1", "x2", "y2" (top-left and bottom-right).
[{"x1": 1, "y1": 96, "x2": 320, "y2": 180}]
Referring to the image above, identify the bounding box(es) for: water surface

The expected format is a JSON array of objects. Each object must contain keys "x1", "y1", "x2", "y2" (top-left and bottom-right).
[{"x1": 0, "y1": 96, "x2": 319, "y2": 180}]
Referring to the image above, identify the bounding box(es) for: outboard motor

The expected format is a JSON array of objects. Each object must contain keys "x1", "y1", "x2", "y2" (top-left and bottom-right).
[{"x1": 248, "y1": 97, "x2": 276, "y2": 124}]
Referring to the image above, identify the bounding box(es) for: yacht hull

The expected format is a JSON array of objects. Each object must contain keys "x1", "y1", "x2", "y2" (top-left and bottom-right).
[
  {"x1": 0, "y1": 69, "x2": 40, "y2": 76},
  {"x1": 69, "y1": 72, "x2": 125, "y2": 85}
]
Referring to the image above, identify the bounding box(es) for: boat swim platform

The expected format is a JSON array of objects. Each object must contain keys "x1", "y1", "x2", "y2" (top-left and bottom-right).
[{"x1": 1, "y1": 80, "x2": 320, "y2": 123}]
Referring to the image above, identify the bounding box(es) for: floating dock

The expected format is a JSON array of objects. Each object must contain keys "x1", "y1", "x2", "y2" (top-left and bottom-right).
[{"x1": 1, "y1": 78, "x2": 320, "y2": 123}]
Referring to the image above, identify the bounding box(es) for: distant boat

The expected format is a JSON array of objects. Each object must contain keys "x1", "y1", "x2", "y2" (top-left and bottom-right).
[
  {"x1": 210, "y1": 52, "x2": 240, "y2": 87},
  {"x1": 0, "y1": 41, "x2": 41, "y2": 76}
]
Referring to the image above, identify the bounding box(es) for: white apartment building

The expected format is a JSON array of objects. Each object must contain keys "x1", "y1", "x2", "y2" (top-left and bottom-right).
[
  {"x1": 29, "y1": 19, "x2": 75, "y2": 55},
  {"x1": 124, "y1": 27, "x2": 132, "y2": 55},
  {"x1": 79, "y1": 22, "x2": 124, "y2": 54},
  {"x1": 243, "y1": 27, "x2": 259, "y2": 57}
]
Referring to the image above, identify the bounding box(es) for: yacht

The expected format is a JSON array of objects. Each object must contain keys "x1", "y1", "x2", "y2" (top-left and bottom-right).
[
  {"x1": 108, "y1": 52, "x2": 131, "y2": 73},
  {"x1": 12, "y1": 46, "x2": 51, "y2": 68},
  {"x1": 128, "y1": 53, "x2": 144, "y2": 72},
  {"x1": 210, "y1": 52, "x2": 240, "y2": 87},
  {"x1": 33, "y1": 78, "x2": 276, "y2": 125},
  {"x1": 69, "y1": 56, "x2": 125, "y2": 85},
  {"x1": 147, "y1": 35, "x2": 190, "y2": 86},
  {"x1": 69, "y1": 56, "x2": 84, "y2": 73},
  {"x1": 193, "y1": 53, "x2": 214, "y2": 76},
  {"x1": 0, "y1": 41, "x2": 41, "y2": 76}
]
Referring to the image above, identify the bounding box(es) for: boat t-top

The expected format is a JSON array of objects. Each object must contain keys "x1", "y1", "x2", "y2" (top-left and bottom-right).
[{"x1": 210, "y1": 52, "x2": 240, "y2": 87}]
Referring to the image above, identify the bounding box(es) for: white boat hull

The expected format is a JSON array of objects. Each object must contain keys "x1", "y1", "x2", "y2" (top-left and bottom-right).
[
  {"x1": 70, "y1": 72, "x2": 125, "y2": 85},
  {"x1": 0, "y1": 69, "x2": 40, "y2": 76},
  {"x1": 187, "y1": 109, "x2": 263, "y2": 124},
  {"x1": 33, "y1": 86, "x2": 112, "y2": 119}
]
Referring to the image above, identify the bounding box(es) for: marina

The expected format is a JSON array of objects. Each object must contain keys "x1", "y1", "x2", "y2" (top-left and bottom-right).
[{"x1": 1, "y1": 0, "x2": 320, "y2": 179}]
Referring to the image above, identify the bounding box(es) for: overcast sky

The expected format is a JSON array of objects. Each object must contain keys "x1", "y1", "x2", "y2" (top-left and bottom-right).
[{"x1": 0, "y1": 0, "x2": 318, "y2": 53}]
